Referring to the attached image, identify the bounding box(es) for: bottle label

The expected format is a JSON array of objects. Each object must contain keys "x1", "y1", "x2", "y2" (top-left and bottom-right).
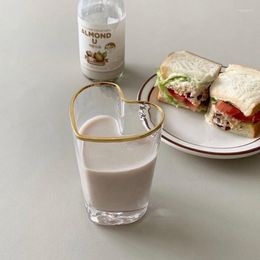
[{"x1": 78, "y1": 17, "x2": 125, "y2": 73}]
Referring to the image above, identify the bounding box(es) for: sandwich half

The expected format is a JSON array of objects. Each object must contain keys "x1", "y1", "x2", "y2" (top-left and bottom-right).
[
  {"x1": 155, "y1": 51, "x2": 222, "y2": 112},
  {"x1": 205, "y1": 64, "x2": 260, "y2": 138}
]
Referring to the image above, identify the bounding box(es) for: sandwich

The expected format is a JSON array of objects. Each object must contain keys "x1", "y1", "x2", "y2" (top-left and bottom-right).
[
  {"x1": 205, "y1": 64, "x2": 260, "y2": 138},
  {"x1": 155, "y1": 51, "x2": 222, "y2": 112}
]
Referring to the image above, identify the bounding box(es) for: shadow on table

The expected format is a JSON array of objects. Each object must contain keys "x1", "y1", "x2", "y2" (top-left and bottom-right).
[
  {"x1": 93, "y1": 191, "x2": 198, "y2": 254},
  {"x1": 91, "y1": 191, "x2": 232, "y2": 259},
  {"x1": 91, "y1": 152, "x2": 260, "y2": 259}
]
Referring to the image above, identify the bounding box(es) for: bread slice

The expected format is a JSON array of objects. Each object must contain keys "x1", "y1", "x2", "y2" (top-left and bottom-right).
[
  {"x1": 210, "y1": 64, "x2": 260, "y2": 116},
  {"x1": 157, "y1": 90, "x2": 168, "y2": 104},
  {"x1": 205, "y1": 102, "x2": 260, "y2": 138},
  {"x1": 160, "y1": 50, "x2": 222, "y2": 82},
  {"x1": 156, "y1": 51, "x2": 221, "y2": 112}
]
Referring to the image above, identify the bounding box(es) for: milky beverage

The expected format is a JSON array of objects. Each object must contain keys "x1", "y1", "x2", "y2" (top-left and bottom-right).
[{"x1": 77, "y1": 115, "x2": 157, "y2": 212}]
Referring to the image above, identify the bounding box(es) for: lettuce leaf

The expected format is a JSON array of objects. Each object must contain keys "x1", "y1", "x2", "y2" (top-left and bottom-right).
[
  {"x1": 155, "y1": 70, "x2": 192, "y2": 87},
  {"x1": 156, "y1": 70, "x2": 208, "y2": 112}
]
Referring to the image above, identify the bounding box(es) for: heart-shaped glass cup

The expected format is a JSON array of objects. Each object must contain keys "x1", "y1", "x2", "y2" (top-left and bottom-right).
[{"x1": 69, "y1": 82, "x2": 164, "y2": 225}]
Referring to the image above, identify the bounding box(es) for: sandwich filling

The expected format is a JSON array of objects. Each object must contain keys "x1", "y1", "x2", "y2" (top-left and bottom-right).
[
  {"x1": 156, "y1": 71, "x2": 212, "y2": 112},
  {"x1": 206, "y1": 99, "x2": 260, "y2": 132}
]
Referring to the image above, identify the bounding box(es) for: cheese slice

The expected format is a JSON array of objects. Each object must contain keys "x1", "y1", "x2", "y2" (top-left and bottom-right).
[{"x1": 210, "y1": 64, "x2": 260, "y2": 116}]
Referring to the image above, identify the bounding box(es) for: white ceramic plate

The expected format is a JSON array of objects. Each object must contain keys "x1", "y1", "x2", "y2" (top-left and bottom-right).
[{"x1": 137, "y1": 75, "x2": 260, "y2": 159}]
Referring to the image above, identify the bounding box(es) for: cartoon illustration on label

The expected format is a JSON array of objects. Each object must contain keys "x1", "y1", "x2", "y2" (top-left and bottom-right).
[
  {"x1": 78, "y1": 17, "x2": 125, "y2": 73},
  {"x1": 85, "y1": 50, "x2": 108, "y2": 66},
  {"x1": 85, "y1": 42, "x2": 116, "y2": 66}
]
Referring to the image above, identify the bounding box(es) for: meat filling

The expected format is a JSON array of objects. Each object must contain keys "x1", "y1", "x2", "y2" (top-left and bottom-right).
[
  {"x1": 166, "y1": 81, "x2": 210, "y2": 106},
  {"x1": 209, "y1": 104, "x2": 241, "y2": 131},
  {"x1": 213, "y1": 113, "x2": 231, "y2": 130}
]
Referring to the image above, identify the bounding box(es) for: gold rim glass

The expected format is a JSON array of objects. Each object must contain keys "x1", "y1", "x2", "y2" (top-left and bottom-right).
[
  {"x1": 69, "y1": 82, "x2": 164, "y2": 142},
  {"x1": 69, "y1": 82, "x2": 165, "y2": 225}
]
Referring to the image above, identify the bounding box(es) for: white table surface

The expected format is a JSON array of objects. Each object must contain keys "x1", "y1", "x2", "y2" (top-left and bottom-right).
[{"x1": 1, "y1": 0, "x2": 260, "y2": 259}]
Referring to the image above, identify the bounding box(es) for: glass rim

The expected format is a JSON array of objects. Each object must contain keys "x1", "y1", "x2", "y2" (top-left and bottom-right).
[{"x1": 69, "y1": 82, "x2": 165, "y2": 142}]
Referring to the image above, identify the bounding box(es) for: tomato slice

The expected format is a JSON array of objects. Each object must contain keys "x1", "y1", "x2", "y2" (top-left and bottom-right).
[
  {"x1": 168, "y1": 89, "x2": 197, "y2": 111},
  {"x1": 215, "y1": 101, "x2": 241, "y2": 117},
  {"x1": 235, "y1": 112, "x2": 260, "y2": 123},
  {"x1": 215, "y1": 101, "x2": 260, "y2": 123}
]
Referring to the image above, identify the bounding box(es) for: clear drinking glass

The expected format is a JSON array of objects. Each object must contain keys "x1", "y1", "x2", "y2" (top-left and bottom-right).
[{"x1": 69, "y1": 82, "x2": 164, "y2": 225}]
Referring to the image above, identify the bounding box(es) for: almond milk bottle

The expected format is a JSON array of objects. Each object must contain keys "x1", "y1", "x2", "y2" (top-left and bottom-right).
[{"x1": 78, "y1": 0, "x2": 125, "y2": 81}]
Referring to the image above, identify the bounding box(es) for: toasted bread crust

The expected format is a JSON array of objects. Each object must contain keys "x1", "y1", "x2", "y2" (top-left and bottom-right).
[
  {"x1": 253, "y1": 120, "x2": 260, "y2": 138},
  {"x1": 251, "y1": 103, "x2": 260, "y2": 115},
  {"x1": 157, "y1": 90, "x2": 167, "y2": 103},
  {"x1": 229, "y1": 120, "x2": 260, "y2": 138}
]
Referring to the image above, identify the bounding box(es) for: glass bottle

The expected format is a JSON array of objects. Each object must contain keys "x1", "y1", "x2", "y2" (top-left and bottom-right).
[{"x1": 78, "y1": 0, "x2": 125, "y2": 81}]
